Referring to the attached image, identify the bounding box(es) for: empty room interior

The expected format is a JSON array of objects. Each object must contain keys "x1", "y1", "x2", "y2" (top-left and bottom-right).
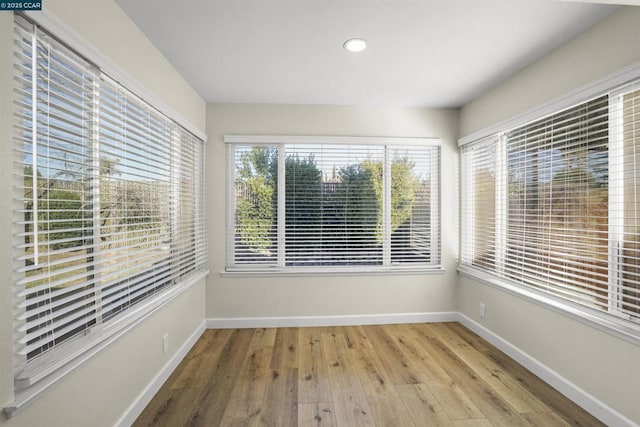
[{"x1": 1, "y1": 0, "x2": 640, "y2": 426}]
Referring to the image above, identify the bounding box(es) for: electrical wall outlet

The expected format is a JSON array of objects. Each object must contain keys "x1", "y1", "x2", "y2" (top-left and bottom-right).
[
  {"x1": 162, "y1": 333, "x2": 169, "y2": 354},
  {"x1": 479, "y1": 303, "x2": 486, "y2": 318}
]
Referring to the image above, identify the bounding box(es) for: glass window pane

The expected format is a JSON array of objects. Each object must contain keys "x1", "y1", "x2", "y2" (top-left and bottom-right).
[
  {"x1": 234, "y1": 146, "x2": 278, "y2": 265},
  {"x1": 622, "y1": 88, "x2": 640, "y2": 317}
]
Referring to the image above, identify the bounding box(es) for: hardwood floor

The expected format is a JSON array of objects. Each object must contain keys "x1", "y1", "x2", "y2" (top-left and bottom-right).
[{"x1": 133, "y1": 323, "x2": 604, "y2": 426}]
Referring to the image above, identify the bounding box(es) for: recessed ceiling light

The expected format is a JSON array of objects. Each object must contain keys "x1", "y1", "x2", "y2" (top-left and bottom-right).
[{"x1": 343, "y1": 38, "x2": 367, "y2": 53}]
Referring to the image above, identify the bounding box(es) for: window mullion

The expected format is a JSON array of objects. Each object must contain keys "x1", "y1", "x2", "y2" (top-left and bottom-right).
[
  {"x1": 277, "y1": 144, "x2": 286, "y2": 267},
  {"x1": 430, "y1": 147, "x2": 440, "y2": 265},
  {"x1": 30, "y1": 29, "x2": 39, "y2": 267},
  {"x1": 495, "y1": 133, "x2": 507, "y2": 275},
  {"x1": 227, "y1": 144, "x2": 236, "y2": 267},
  {"x1": 608, "y1": 92, "x2": 625, "y2": 317},
  {"x1": 91, "y1": 76, "x2": 103, "y2": 327},
  {"x1": 460, "y1": 147, "x2": 471, "y2": 264},
  {"x1": 383, "y1": 146, "x2": 391, "y2": 266},
  {"x1": 170, "y1": 125, "x2": 181, "y2": 278}
]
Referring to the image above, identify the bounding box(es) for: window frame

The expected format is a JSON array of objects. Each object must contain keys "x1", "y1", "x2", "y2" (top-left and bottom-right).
[
  {"x1": 225, "y1": 135, "x2": 443, "y2": 274},
  {"x1": 7, "y1": 13, "x2": 208, "y2": 414},
  {"x1": 459, "y1": 67, "x2": 640, "y2": 344}
]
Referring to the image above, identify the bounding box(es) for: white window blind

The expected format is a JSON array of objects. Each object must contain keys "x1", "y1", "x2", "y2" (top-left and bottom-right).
[
  {"x1": 460, "y1": 136, "x2": 500, "y2": 273},
  {"x1": 612, "y1": 81, "x2": 640, "y2": 319},
  {"x1": 12, "y1": 15, "x2": 206, "y2": 387},
  {"x1": 228, "y1": 139, "x2": 440, "y2": 271},
  {"x1": 461, "y1": 83, "x2": 640, "y2": 330},
  {"x1": 14, "y1": 17, "x2": 98, "y2": 365},
  {"x1": 286, "y1": 144, "x2": 385, "y2": 266}
]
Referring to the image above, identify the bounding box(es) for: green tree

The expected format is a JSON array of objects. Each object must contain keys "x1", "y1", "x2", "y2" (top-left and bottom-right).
[
  {"x1": 335, "y1": 156, "x2": 419, "y2": 245},
  {"x1": 23, "y1": 166, "x2": 90, "y2": 252},
  {"x1": 234, "y1": 148, "x2": 325, "y2": 261},
  {"x1": 46, "y1": 188, "x2": 87, "y2": 249},
  {"x1": 285, "y1": 154, "x2": 322, "y2": 264},
  {"x1": 329, "y1": 162, "x2": 381, "y2": 261},
  {"x1": 390, "y1": 155, "x2": 419, "y2": 231},
  {"x1": 235, "y1": 147, "x2": 278, "y2": 253}
]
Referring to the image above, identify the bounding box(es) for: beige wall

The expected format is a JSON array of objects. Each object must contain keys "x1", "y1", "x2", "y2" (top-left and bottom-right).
[
  {"x1": 0, "y1": 1, "x2": 207, "y2": 426},
  {"x1": 458, "y1": 6, "x2": 640, "y2": 424},
  {"x1": 206, "y1": 104, "x2": 459, "y2": 319}
]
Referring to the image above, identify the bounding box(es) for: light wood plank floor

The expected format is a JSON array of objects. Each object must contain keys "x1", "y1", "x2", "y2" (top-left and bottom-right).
[{"x1": 133, "y1": 322, "x2": 604, "y2": 426}]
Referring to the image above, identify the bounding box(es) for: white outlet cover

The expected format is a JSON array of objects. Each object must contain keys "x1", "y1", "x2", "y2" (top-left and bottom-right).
[{"x1": 162, "y1": 334, "x2": 169, "y2": 353}]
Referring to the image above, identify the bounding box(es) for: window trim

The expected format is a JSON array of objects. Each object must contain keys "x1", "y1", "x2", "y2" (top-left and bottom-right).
[
  {"x1": 458, "y1": 62, "x2": 640, "y2": 345},
  {"x1": 224, "y1": 135, "x2": 441, "y2": 147},
  {"x1": 6, "y1": 12, "x2": 209, "y2": 416},
  {"x1": 222, "y1": 266, "x2": 446, "y2": 277},
  {"x1": 225, "y1": 135, "x2": 443, "y2": 274}
]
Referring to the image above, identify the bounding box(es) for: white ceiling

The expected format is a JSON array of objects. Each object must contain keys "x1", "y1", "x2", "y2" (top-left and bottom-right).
[{"x1": 115, "y1": 0, "x2": 622, "y2": 108}]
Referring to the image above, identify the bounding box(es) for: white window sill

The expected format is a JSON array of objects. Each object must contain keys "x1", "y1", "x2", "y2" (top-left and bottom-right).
[
  {"x1": 221, "y1": 266, "x2": 445, "y2": 277},
  {"x1": 458, "y1": 265, "x2": 640, "y2": 346}
]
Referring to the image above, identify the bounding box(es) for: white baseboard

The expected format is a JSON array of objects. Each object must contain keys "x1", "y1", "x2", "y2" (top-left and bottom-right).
[
  {"x1": 456, "y1": 313, "x2": 638, "y2": 427},
  {"x1": 115, "y1": 320, "x2": 206, "y2": 427},
  {"x1": 206, "y1": 311, "x2": 458, "y2": 329}
]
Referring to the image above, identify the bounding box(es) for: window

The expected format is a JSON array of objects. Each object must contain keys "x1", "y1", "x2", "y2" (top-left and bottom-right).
[
  {"x1": 461, "y1": 79, "x2": 640, "y2": 334},
  {"x1": 12, "y1": 15, "x2": 207, "y2": 391},
  {"x1": 227, "y1": 136, "x2": 441, "y2": 271},
  {"x1": 615, "y1": 83, "x2": 640, "y2": 320}
]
